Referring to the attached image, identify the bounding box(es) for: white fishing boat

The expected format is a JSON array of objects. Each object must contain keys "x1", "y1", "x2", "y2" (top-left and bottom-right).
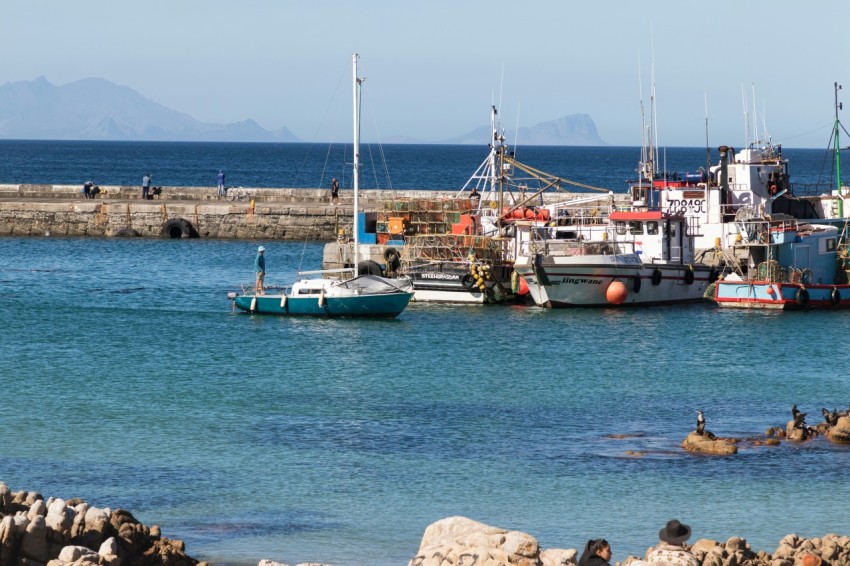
[
  {"x1": 230, "y1": 54, "x2": 413, "y2": 318},
  {"x1": 513, "y1": 204, "x2": 713, "y2": 307}
]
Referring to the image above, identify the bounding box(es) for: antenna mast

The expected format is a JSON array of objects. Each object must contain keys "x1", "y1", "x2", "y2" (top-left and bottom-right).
[{"x1": 835, "y1": 82, "x2": 844, "y2": 218}]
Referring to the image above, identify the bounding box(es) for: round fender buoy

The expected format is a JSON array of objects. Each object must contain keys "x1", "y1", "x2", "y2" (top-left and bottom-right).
[
  {"x1": 651, "y1": 268, "x2": 662, "y2": 286},
  {"x1": 684, "y1": 268, "x2": 695, "y2": 285},
  {"x1": 795, "y1": 287, "x2": 810, "y2": 307},
  {"x1": 517, "y1": 274, "x2": 529, "y2": 295},
  {"x1": 766, "y1": 285, "x2": 776, "y2": 296},
  {"x1": 606, "y1": 280, "x2": 628, "y2": 305},
  {"x1": 383, "y1": 247, "x2": 401, "y2": 271}
]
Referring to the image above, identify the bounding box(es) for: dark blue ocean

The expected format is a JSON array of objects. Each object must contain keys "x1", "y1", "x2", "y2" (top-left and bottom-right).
[
  {"x1": 0, "y1": 140, "x2": 841, "y2": 193},
  {"x1": 1, "y1": 142, "x2": 849, "y2": 566}
]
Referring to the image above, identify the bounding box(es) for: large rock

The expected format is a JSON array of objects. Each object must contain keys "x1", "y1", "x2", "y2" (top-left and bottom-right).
[
  {"x1": 409, "y1": 516, "x2": 572, "y2": 566},
  {"x1": 682, "y1": 431, "x2": 737, "y2": 455},
  {"x1": 826, "y1": 415, "x2": 850, "y2": 443}
]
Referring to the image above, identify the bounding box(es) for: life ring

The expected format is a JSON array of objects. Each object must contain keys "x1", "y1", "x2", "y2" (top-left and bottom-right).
[
  {"x1": 633, "y1": 275, "x2": 642, "y2": 293},
  {"x1": 684, "y1": 267, "x2": 695, "y2": 285},
  {"x1": 795, "y1": 287, "x2": 810, "y2": 307},
  {"x1": 357, "y1": 260, "x2": 384, "y2": 276},
  {"x1": 160, "y1": 218, "x2": 197, "y2": 239},
  {"x1": 831, "y1": 287, "x2": 842, "y2": 307},
  {"x1": 383, "y1": 247, "x2": 401, "y2": 271},
  {"x1": 651, "y1": 268, "x2": 662, "y2": 286},
  {"x1": 461, "y1": 273, "x2": 476, "y2": 290}
]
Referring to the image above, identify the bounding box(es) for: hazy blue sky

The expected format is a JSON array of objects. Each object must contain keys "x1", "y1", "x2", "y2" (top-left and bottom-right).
[{"x1": 4, "y1": 0, "x2": 848, "y2": 147}]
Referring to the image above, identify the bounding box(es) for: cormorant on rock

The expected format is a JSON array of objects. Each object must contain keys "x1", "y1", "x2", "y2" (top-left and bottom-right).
[
  {"x1": 696, "y1": 410, "x2": 706, "y2": 436},
  {"x1": 822, "y1": 408, "x2": 839, "y2": 426},
  {"x1": 793, "y1": 410, "x2": 807, "y2": 430},
  {"x1": 792, "y1": 404, "x2": 801, "y2": 420}
]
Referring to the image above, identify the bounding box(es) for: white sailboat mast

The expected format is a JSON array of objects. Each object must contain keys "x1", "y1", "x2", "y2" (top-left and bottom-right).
[{"x1": 352, "y1": 53, "x2": 361, "y2": 277}]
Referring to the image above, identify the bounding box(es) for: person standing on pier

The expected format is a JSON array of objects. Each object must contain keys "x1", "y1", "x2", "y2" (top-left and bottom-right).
[
  {"x1": 142, "y1": 173, "x2": 152, "y2": 200},
  {"x1": 82, "y1": 181, "x2": 94, "y2": 199},
  {"x1": 254, "y1": 246, "x2": 266, "y2": 294},
  {"x1": 331, "y1": 177, "x2": 339, "y2": 205},
  {"x1": 217, "y1": 170, "x2": 226, "y2": 198}
]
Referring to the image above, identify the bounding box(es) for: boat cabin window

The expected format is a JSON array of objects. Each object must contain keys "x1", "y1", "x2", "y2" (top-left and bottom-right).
[
  {"x1": 663, "y1": 221, "x2": 677, "y2": 237},
  {"x1": 629, "y1": 221, "x2": 643, "y2": 235},
  {"x1": 554, "y1": 230, "x2": 578, "y2": 240},
  {"x1": 825, "y1": 238, "x2": 837, "y2": 253},
  {"x1": 646, "y1": 221, "x2": 659, "y2": 235},
  {"x1": 614, "y1": 221, "x2": 627, "y2": 235},
  {"x1": 298, "y1": 288, "x2": 322, "y2": 295}
]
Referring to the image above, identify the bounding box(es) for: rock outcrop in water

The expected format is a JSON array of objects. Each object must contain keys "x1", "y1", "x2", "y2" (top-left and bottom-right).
[
  {"x1": 406, "y1": 517, "x2": 850, "y2": 566},
  {"x1": 0, "y1": 482, "x2": 200, "y2": 566},
  {"x1": 681, "y1": 431, "x2": 738, "y2": 455}
]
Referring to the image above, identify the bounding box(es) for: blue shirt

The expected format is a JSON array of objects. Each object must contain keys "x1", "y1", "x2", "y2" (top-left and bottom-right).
[{"x1": 254, "y1": 253, "x2": 265, "y2": 273}]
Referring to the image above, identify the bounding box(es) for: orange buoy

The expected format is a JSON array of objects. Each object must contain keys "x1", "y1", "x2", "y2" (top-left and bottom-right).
[
  {"x1": 518, "y1": 275, "x2": 529, "y2": 295},
  {"x1": 766, "y1": 285, "x2": 776, "y2": 296},
  {"x1": 606, "y1": 280, "x2": 628, "y2": 304}
]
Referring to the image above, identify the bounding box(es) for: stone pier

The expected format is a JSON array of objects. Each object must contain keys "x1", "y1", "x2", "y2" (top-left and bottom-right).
[{"x1": 0, "y1": 184, "x2": 456, "y2": 241}]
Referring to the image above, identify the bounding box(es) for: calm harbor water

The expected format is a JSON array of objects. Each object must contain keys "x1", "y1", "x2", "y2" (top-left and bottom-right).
[
  {"x1": 1, "y1": 142, "x2": 849, "y2": 565},
  {"x1": 2, "y1": 234, "x2": 850, "y2": 566}
]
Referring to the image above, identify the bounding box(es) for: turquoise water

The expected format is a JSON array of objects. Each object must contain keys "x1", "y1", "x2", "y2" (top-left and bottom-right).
[{"x1": 2, "y1": 236, "x2": 850, "y2": 565}]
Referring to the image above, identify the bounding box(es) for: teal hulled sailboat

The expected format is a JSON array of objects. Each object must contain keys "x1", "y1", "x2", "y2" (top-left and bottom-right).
[{"x1": 230, "y1": 54, "x2": 413, "y2": 318}]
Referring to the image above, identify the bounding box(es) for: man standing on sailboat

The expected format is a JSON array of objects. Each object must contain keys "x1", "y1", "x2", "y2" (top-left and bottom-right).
[{"x1": 254, "y1": 246, "x2": 266, "y2": 295}]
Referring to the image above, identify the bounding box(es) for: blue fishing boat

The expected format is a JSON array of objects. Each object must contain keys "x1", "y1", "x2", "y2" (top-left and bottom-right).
[
  {"x1": 712, "y1": 216, "x2": 849, "y2": 309},
  {"x1": 229, "y1": 54, "x2": 414, "y2": 318},
  {"x1": 712, "y1": 83, "x2": 850, "y2": 310}
]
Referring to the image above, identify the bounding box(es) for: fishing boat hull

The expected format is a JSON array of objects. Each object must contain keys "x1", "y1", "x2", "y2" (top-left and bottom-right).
[
  {"x1": 713, "y1": 281, "x2": 850, "y2": 310},
  {"x1": 233, "y1": 291, "x2": 412, "y2": 318},
  {"x1": 406, "y1": 262, "x2": 513, "y2": 304},
  {"x1": 515, "y1": 254, "x2": 713, "y2": 307}
]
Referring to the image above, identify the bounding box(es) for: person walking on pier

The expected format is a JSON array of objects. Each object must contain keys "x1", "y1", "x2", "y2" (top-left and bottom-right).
[
  {"x1": 217, "y1": 170, "x2": 226, "y2": 199},
  {"x1": 254, "y1": 246, "x2": 266, "y2": 294},
  {"x1": 331, "y1": 177, "x2": 339, "y2": 205},
  {"x1": 142, "y1": 173, "x2": 152, "y2": 200}
]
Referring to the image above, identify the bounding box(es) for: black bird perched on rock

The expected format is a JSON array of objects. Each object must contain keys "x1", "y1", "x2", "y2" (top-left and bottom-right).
[
  {"x1": 792, "y1": 404, "x2": 801, "y2": 420},
  {"x1": 793, "y1": 410, "x2": 807, "y2": 430},
  {"x1": 822, "y1": 408, "x2": 839, "y2": 426},
  {"x1": 696, "y1": 410, "x2": 706, "y2": 435}
]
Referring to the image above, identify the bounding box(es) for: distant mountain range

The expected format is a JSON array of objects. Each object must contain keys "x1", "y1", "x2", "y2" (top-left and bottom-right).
[{"x1": 0, "y1": 76, "x2": 605, "y2": 145}]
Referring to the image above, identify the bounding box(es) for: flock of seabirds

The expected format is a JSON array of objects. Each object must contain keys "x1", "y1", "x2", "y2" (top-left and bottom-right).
[{"x1": 694, "y1": 404, "x2": 849, "y2": 440}]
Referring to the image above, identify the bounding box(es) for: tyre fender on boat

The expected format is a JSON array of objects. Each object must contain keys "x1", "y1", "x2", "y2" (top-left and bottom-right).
[
  {"x1": 795, "y1": 287, "x2": 810, "y2": 307},
  {"x1": 684, "y1": 266, "x2": 695, "y2": 285},
  {"x1": 831, "y1": 287, "x2": 842, "y2": 307},
  {"x1": 708, "y1": 267, "x2": 719, "y2": 283},
  {"x1": 383, "y1": 247, "x2": 401, "y2": 271},
  {"x1": 358, "y1": 260, "x2": 384, "y2": 276},
  {"x1": 461, "y1": 273, "x2": 476, "y2": 290},
  {"x1": 651, "y1": 268, "x2": 662, "y2": 286}
]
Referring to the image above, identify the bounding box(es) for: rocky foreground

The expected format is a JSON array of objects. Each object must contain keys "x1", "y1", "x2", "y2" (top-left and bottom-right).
[{"x1": 3, "y1": 482, "x2": 848, "y2": 566}]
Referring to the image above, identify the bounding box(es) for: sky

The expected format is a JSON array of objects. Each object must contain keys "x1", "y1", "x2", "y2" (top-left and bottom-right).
[{"x1": 3, "y1": 0, "x2": 849, "y2": 148}]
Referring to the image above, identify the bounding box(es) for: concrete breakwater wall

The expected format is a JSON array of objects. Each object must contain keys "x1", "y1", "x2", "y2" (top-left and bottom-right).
[
  {"x1": 0, "y1": 184, "x2": 623, "y2": 241},
  {"x1": 0, "y1": 184, "x2": 456, "y2": 241}
]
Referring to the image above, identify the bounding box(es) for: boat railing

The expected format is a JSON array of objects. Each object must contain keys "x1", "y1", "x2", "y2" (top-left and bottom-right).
[{"x1": 520, "y1": 238, "x2": 633, "y2": 257}]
